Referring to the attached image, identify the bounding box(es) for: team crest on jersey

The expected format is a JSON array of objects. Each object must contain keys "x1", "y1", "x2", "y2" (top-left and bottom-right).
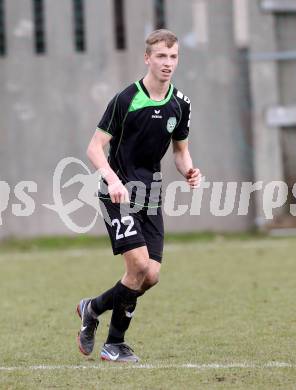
[{"x1": 167, "y1": 117, "x2": 177, "y2": 133}]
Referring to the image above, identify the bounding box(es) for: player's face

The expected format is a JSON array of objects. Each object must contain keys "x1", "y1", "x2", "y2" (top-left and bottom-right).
[{"x1": 145, "y1": 41, "x2": 179, "y2": 83}]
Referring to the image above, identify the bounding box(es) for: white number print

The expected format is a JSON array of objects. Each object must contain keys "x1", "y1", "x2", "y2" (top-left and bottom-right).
[
  {"x1": 112, "y1": 216, "x2": 137, "y2": 240},
  {"x1": 122, "y1": 216, "x2": 137, "y2": 237},
  {"x1": 112, "y1": 218, "x2": 124, "y2": 240}
]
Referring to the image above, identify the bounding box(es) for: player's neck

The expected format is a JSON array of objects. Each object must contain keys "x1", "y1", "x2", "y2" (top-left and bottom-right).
[{"x1": 142, "y1": 74, "x2": 170, "y2": 101}]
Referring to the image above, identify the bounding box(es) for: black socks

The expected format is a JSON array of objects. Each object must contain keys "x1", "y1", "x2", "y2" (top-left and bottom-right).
[
  {"x1": 106, "y1": 282, "x2": 139, "y2": 344},
  {"x1": 90, "y1": 282, "x2": 119, "y2": 316},
  {"x1": 90, "y1": 281, "x2": 145, "y2": 344},
  {"x1": 90, "y1": 281, "x2": 145, "y2": 317}
]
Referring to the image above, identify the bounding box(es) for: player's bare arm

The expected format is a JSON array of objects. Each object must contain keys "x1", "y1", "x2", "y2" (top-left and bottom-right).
[
  {"x1": 172, "y1": 139, "x2": 202, "y2": 189},
  {"x1": 87, "y1": 131, "x2": 129, "y2": 203}
]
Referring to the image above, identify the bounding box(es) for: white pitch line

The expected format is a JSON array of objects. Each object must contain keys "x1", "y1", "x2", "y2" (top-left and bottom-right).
[{"x1": 0, "y1": 362, "x2": 294, "y2": 371}]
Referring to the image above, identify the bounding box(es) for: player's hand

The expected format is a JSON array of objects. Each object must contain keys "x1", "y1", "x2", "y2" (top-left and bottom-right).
[
  {"x1": 108, "y1": 181, "x2": 130, "y2": 203},
  {"x1": 186, "y1": 168, "x2": 202, "y2": 189}
]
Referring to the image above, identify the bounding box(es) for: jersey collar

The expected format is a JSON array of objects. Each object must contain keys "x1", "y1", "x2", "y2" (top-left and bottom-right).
[{"x1": 129, "y1": 80, "x2": 174, "y2": 112}]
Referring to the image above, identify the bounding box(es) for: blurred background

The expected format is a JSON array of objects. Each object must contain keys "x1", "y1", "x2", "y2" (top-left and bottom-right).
[{"x1": 1, "y1": 0, "x2": 296, "y2": 240}]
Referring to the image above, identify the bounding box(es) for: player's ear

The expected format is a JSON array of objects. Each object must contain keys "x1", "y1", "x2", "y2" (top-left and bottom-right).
[{"x1": 144, "y1": 52, "x2": 150, "y2": 65}]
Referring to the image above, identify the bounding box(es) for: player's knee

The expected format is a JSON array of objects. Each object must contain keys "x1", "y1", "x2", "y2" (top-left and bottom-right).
[
  {"x1": 144, "y1": 272, "x2": 160, "y2": 288},
  {"x1": 127, "y1": 257, "x2": 150, "y2": 282},
  {"x1": 134, "y1": 260, "x2": 150, "y2": 280}
]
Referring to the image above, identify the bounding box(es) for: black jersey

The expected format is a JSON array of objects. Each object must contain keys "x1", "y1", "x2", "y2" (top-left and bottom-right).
[{"x1": 97, "y1": 79, "x2": 191, "y2": 208}]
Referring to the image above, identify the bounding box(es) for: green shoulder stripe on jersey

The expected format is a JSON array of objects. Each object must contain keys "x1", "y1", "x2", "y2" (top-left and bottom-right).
[
  {"x1": 128, "y1": 81, "x2": 174, "y2": 112},
  {"x1": 96, "y1": 127, "x2": 113, "y2": 137}
]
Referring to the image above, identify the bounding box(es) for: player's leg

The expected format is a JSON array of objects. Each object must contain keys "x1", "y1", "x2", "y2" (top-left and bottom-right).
[
  {"x1": 101, "y1": 246, "x2": 149, "y2": 362},
  {"x1": 82, "y1": 257, "x2": 159, "y2": 333},
  {"x1": 88, "y1": 257, "x2": 160, "y2": 323},
  {"x1": 108, "y1": 246, "x2": 150, "y2": 345},
  {"x1": 79, "y1": 256, "x2": 161, "y2": 358},
  {"x1": 77, "y1": 199, "x2": 146, "y2": 358}
]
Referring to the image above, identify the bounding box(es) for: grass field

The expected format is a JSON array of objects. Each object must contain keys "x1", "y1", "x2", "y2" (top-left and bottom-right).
[{"x1": 1, "y1": 234, "x2": 296, "y2": 389}]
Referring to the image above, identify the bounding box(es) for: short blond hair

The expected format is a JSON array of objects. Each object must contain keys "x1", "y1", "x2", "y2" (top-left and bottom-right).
[{"x1": 145, "y1": 29, "x2": 178, "y2": 54}]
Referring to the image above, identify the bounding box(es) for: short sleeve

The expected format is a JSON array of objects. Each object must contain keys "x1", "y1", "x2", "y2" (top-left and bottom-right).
[
  {"x1": 97, "y1": 94, "x2": 121, "y2": 137},
  {"x1": 172, "y1": 100, "x2": 191, "y2": 141}
]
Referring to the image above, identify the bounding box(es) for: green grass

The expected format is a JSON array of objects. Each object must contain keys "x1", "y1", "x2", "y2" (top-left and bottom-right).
[
  {"x1": 0, "y1": 231, "x2": 267, "y2": 253},
  {"x1": 1, "y1": 236, "x2": 296, "y2": 389}
]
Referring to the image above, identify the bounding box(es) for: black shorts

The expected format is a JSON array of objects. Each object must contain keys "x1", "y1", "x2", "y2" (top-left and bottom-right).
[{"x1": 99, "y1": 198, "x2": 164, "y2": 263}]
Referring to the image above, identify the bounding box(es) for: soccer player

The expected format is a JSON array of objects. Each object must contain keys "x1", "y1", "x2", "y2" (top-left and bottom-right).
[{"x1": 77, "y1": 29, "x2": 201, "y2": 362}]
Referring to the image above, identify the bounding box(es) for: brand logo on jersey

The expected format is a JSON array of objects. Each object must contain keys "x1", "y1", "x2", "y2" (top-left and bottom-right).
[
  {"x1": 152, "y1": 109, "x2": 162, "y2": 119},
  {"x1": 167, "y1": 117, "x2": 177, "y2": 133}
]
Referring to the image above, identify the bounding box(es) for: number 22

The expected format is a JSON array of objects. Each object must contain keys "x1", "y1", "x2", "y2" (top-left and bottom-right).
[{"x1": 112, "y1": 216, "x2": 137, "y2": 240}]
